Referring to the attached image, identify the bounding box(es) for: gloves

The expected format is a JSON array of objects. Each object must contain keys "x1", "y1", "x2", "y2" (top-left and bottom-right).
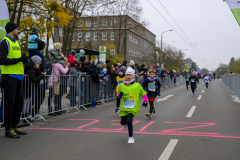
[
  {"x1": 19, "y1": 54, "x2": 28, "y2": 64},
  {"x1": 119, "y1": 92, "x2": 123, "y2": 97},
  {"x1": 158, "y1": 94, "x2": 161, "y2": 96},
  {"x1": 142, "y1": 101, "x2": 147, "y2": 108}
]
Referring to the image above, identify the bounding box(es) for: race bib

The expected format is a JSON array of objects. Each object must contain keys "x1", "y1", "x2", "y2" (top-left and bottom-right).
[
  {"x1": 123, "y1": 99, "x2": 135, "y2": 108},
  {"x1": 148, "y1": 83, "x2": 156, "y2": 91},
  {"x1": 118, "y1": 81, "x2": 123, "y2": 86},
  {"x1": 191, "y1": 79, "x2": 195, "y2": 82}
]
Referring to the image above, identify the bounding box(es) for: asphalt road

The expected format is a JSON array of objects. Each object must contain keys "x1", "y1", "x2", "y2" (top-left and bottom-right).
[{"x1": 1, "y1": 79, "x2": 240, "y2": 160}]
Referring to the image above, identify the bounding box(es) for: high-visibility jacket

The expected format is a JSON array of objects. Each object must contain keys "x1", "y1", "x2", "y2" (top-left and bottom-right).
[{"x1": 1, "y1": 37, "x2": 24, "y2": 75}]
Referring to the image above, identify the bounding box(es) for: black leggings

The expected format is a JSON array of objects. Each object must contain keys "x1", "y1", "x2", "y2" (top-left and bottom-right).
[
  {"x1": 186, "y1": 81, "x2": 189, "y2": 89},
  {"x1": 149, "y1": 101, "x2": 154, "y2": 113},
  {"x1": 191, "y1": 83, "x2": 196, "y2": 93},
  {"x1": 121, "y1": 113, "x2": 134, "y2": 137}
]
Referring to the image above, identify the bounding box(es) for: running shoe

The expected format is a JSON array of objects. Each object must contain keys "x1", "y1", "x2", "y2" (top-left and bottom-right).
[
  {"x1": 146, "y1": 113, "x2": 152, "y2": 118},
  {"x1": 128, "y1": 137, "x2": 135, "y2": 143},
  {"x1": 115, "y1": 108, "x2": 119, "y2": 113},
  {"x1": 153, "y1": 107, "x2": 156, "y2": 114}
]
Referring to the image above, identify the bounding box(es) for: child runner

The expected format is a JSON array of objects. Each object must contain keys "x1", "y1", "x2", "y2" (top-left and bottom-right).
[
  {"x1": 189, "y1": 71, "x2": 199, "y2": 95},
  {"x1": 117, "y1": 67, "x2": 148, "y2": 143},
  {"x1": 185, "y1": 72, "x2": 190, "y2": 90},
  {"x1": 204, "y1": 74, "x2": 210, "y2": 89},
  {"x1": 115, "y1": 67, "x2": 126, "y2": 113},
  {"x1": 142, "y1": 69, "x2": 161, "y2": 118}
]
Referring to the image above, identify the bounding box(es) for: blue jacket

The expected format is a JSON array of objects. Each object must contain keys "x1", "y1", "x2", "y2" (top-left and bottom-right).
[
  {"x1": 28, "y1": 33, "x2": 45, "y2": 50},
  {"x1": 158, "y1": 68, "x2": 161, "y2": 74},
  {"x1": 142, "y1": 77, "x2": 161, "y2": 98}
]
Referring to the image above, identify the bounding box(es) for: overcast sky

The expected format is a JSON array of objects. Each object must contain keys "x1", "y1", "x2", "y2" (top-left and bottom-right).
[{"x1": 141, "y1": 0, "x2": 240, "y2": 71}]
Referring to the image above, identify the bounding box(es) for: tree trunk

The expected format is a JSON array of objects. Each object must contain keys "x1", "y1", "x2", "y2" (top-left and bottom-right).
[{"x1": 16, "y1": 0, "x2": 24, "y2": 26}]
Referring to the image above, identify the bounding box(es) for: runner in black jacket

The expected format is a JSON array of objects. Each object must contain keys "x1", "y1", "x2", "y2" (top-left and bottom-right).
[{"x1": 189, "y1": 71, "x2": 199, "y2": 95}]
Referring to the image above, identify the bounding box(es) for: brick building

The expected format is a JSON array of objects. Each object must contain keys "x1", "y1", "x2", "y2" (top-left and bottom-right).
[{"x1": 53, "y1": 15, "x2": 156, "y2": 64}]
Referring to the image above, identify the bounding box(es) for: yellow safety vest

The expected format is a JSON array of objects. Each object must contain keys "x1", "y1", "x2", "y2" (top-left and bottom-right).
[{"x1": 1, "y1": 37, "x2": 24, "y2": 75}]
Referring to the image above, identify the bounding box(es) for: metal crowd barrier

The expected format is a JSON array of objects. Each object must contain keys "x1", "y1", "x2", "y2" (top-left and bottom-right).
[
  {"x1": 222, "y1": 75, "x2": 240, "y2": 103},
  {"x1": 0, "y1": 74, "x2": 184, "y2": 126}
]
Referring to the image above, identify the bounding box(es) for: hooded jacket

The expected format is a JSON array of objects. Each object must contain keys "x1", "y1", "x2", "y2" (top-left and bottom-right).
[
  {"x1": 50, "y1": 49, "x2": 65, "y2": 67},
  {"x1": 68, "y1": 55, "x2": 77, "y2": 67},
  {"x1": 23, "y1": 60, "x2": 45, "y2": 98},
  {"x1": 142, "y1": 77, "x2": 161, "y2": 98}
]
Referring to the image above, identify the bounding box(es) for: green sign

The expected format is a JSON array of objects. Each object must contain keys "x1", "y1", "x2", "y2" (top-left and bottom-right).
[{"x1": 0, "y1": 1, "x2": 9, "y2": 39}]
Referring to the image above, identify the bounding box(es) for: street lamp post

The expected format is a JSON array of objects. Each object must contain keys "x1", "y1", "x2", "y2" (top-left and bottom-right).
[
  {"x1": 161, "y1": 29, "x2": 173, "y2": 69},
  {"x1": 97, "y1": 1, "x2": 116, "y2": 51}
]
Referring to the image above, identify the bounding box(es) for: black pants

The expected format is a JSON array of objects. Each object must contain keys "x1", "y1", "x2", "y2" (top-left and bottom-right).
[
  {"x1": 186, "y1": 81, "x2": 189, "y2": 89},
  {"x1": 191, "y1": 83, "x2": 196, "y2": 93},
  {"x1": 2, "y1": 77, "x2": 24, "y2": 131},
  {"x1": 121, "y1": 113, "x2": 134, "y2": 137},
  {"x1": 33, "y1": 84, "x2": 45, "y2": 115},
  {"x1": 149, "y1": 101, "x2": 154, "y2": 114},
  {"x1": 48, "y1": 86, "x2": 63, "y2": 112},
  {"x1": 116, "y1": 97, "x2": 120, "y2": 108},
  {"x1": 205, "y1": 83, "x2": 208, "y2": 88}
]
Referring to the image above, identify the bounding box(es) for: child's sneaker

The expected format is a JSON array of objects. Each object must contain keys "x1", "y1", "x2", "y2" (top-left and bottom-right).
[
  {"x1": 152, "y1": 107, "x2": 156, "y2": 114},
  {"x1": 115, "y1": 108, "x2": 119, "y2": 113},
  {"x1": 127, "y1": 137, "x2": 135, "y2": 143},
  {"x1": 146, "y1": 113, "x2": 152, "y2": 118}
]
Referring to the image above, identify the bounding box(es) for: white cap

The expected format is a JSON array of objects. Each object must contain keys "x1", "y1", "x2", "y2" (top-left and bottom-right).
[
  {"x1": 129, "y1": 60, "x2": 134, "y2": 65},
  {"x1": 80, "y1": 49, "x2": 85, "y2": 54},
  {"x1": 125, "y1": 67, "x2": 135, "y2": 77}
]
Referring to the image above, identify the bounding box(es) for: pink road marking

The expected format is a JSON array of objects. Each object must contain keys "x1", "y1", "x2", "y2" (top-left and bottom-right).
[
  {"x1": 30, "y1": 128, "x2": 240, "y2": 139},
  {"x1": 140, "y1": 121, "x2": 155, "y2": 131},
  {"x1": 69, "y1": 119, "x2": 98, "y2": 121},
  {"x1": 162, "y1": 122, "x2": 216, "y2": 133},
  {"x1": 91, "y1": 121, "x2": 140, "y2": 131},
  {"x1": 76, "y1": 119, "x2": 99, "y2": 129}
]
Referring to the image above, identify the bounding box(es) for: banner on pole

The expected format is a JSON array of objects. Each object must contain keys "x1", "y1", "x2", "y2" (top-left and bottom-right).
[
  {"x1": 225, "y1": 0, "x2": 240, "y2": 26},
  {"x1": 0, "y1": 1, "x2": 9, "y2": 39}
]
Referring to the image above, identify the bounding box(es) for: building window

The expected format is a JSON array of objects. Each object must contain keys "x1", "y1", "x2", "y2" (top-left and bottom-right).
[
  {"x1": 78, "y1": 20, "x2": 82, "y2": 27},
  {"x1": 78, "y1": 33, "x2": 82, "y2": 41},
  {"x1": 94, "y1": 46, "x2": 98, "y2": 51},
  {"x1": 94, "y1": 32, "x2": 97, "y2": 41},
  {"x1": 85, "y1": 20, "x2": 91, "y2": 27},
  {"x1": 110, "y1": 47, "x2": 115, "y2": 55},
  {"x1": 94, "y1": 21, "x2": 97, "y2": 26},
  {"x1": 86, "y1": 32, "x2": 90, "y2": 41},
  {"x1": 102, "y1": 19, "x2": 107, "y2": 26},
  {"x1": 111, "y1": 19, "x2": 116, "y2": 26},
  {"x1": 59, "y1": 28, "x2": 62, "y2": 36},
  {"x1": 129, "y1": 34, "x2": 132, "y2": 42},
  {"x1": 102, "y1": 32, "x2": 107, "y2": 40},
  {"x1": 110, "y1": 32, "x2": 115, "y2": 40}
]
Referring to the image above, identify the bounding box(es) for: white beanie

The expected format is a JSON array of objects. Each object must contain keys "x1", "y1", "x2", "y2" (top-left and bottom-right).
[
  {"x1": 129, "y1": 60, "x2": 134, "y2": 65},
  {"x1": 80, "y1": 49, "x2": 85, "y2": 54},
  {"x1": 125, "y1": 67, "x2": 135, "y2": 77}
]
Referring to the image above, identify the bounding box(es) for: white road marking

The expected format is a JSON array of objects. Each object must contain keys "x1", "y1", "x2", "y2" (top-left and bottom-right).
[
  {"x1": 204, "y1": 87, "x2": 206, "y2": 89},
  {"x1": 186, "y1": 106, "x2": 196, "y2": 118},
  {"x1": 158, "y1": 139, "x2": 178, "y2": 160},
  {"x1": 202, "y1": 90, "x2": 204, "y2": 93},
  {"x1": 197, "y1": 95, "x2": 202, "y2": 100},
  {"x1": 157, "y1": 94, "x2": 174, "y2": 102}
]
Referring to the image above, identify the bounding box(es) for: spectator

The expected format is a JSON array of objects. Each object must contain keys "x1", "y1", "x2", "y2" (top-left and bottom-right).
[
  {"x1": 50, "y1": 43, "x2": 65, "y2": 67},
  {"x1": 114, "y1": 64, "x2": 118, "y2": 76},
  {"x1": 105, "y1": 60, "x2": 111, "y2": 68},
  {"x1": 97, "y1": 61, "x2": 102, "y2": 66},
  {"x1": 68, "y1": 50, "x2": 77, "y2": 67},
  {"x1": 68, "y1": 61, "x2": 85, "y2": 108},
  {"x1": 0, "y1": 22, "x2": 28, "y2": 138},
  {"x1": 48, "y1": 60, "x2": 70, "y2": 115},
  {"x1": 107, "y1": 62, "x2": 117, "y2": 89},
  {"x1": 77, "y1": 49, "x2": 85, "y2": 61},
  {"x1": 119, "y1": 59, "x2": 127, "y2": 68},
  {"x1": 23, "y1": 56, "x2": 46, "y2": 121},
  {"x1": 28, "y1": 27, "x2": 46, "y2": 64}
]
